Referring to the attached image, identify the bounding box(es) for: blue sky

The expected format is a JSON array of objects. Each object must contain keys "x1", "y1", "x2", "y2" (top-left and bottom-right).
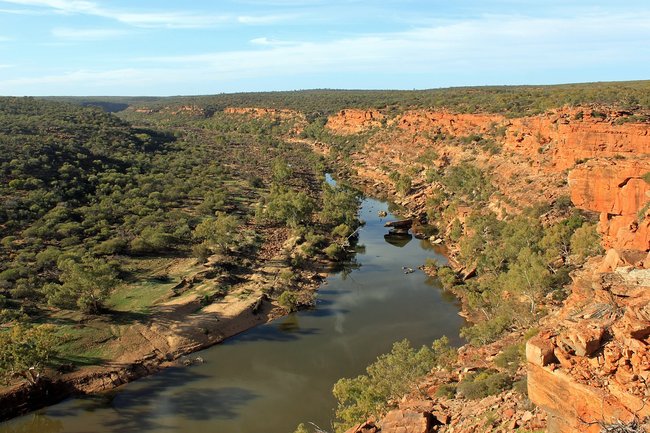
[{"x1": 0, "y1": 0, "x2": 649, "y2": 95}]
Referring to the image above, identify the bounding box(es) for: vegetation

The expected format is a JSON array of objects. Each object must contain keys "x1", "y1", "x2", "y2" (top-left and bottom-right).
[
  {"x1": 0, "y1": 324, "x2": 60, "y2": 385},
  {"x1": 59, "y1": 80, "x2": 650, "y2": 118},
  {"x1": 332, "y1": 337, "x2": 455, "y2": 432},
  {"x1": 0, "y1": 97, "x2": 353, "y2": 382},
  {"x1": 456, "y1": 369, "x2": 513, "y2": 399}
]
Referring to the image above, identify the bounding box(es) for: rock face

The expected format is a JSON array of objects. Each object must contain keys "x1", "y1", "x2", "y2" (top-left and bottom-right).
[
  {"x1": 569, "y1": 157, "x2": 650, "y2": 251},
  {"x1": 394, "y1": 110, "x2": 503, "y2": 136},
  {"x1": 505, "y1": 108, "x2": 650, "y2": 171},
  {"x1": 526, "y1": 257, "x2": 650, "y2": 433},
  {"x1": 223, "y1": 106, "x2": 303, "y2": 120},
  {"x1": 326, "y1": 109, "x2": 385, "y2": 134}
]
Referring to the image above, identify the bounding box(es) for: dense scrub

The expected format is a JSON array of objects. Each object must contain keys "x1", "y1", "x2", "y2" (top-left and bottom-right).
[
  {"x1": 0, "y1": 97, "x2": 359, "y2": 383},
  {"x1": 60, "y1": 79, "x2": 650, "y2": 118}
]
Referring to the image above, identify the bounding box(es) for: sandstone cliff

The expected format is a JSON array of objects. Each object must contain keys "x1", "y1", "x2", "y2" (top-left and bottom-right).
[
  {"x1": 319, "y1": 105, "x2": 650, "y2": 433},
  {"x1": 569, "y1": 157, "x2": 650, "y2": 251}
]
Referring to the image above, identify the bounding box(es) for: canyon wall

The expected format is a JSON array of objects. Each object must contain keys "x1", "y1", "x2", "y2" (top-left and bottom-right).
[
  {"x1": 569, "y1": 157, "x2": 650, "y2": 251},
  {"x1": 322, "y1": 106, "x2": 650, "y2": 433}
]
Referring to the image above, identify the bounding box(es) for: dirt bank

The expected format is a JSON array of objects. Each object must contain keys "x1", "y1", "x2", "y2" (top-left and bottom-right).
[{"x1": 0, "y1": 226, "x2": 330, "y2": 421}]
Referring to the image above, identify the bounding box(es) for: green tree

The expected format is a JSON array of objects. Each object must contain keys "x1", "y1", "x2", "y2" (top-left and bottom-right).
[
  {"x1": 44, "y1": 257, "x2": 119, "y2": 314},
  {"x1": 263, "y1": 188, "x2": 314, "y2": 228},
  {"x1": 499, "y1": 247, "x2": 550, "y2": 313},
  {"x1": 272, "y1": 158, "x2": 293, "y2": 184},
  {"x1": 0, "y1": 324, "x2": 60, "y2": 385},
  {"x1": 332, "y1": 339, "x2": 434, "y2": 432},
  {"x1": 319, "y1": 182, "x2": 360, "y2": 227},
  {"x1": 193, "y1": 212, "x2": 240, "y2": 252},
  {"x1": 570, "y1": 223, "x2": 603, "y2": 261}
]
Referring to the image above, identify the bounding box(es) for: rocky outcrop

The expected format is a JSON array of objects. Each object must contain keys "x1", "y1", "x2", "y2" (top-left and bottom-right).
[
  {"x1": 505, "y1": 108, "x2": 650, "y2": 171},
  {"x1": 223, "y1": 106, "x2": 304, "y2": 120},
  {"x1": 569, "y1": 157, "x2": 650, "y2": 251},
  {"x1": 394, "y1": 110, "x2": 504, "y2": 136},
  {"x1": 526, "y1": 256, "x2": 650, "y2": 433},
  {"x1": 326, "y1": 109, "x2": 385, "y2": 134}
]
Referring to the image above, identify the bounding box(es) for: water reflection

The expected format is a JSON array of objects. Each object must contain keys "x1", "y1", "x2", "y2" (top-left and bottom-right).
[
  {"x1": 383, "y1": 232, "x2": 413, "y2": 248},
  {"x1": 0, "y1": 193, "x2": 464, "y2": 433}
]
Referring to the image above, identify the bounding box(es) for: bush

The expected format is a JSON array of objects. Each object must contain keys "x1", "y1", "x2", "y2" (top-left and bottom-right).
[
  {"x1": 435, "y1": 383, "x2": 457, "y2": 399},
  {"x1": 0, "y1": 324, "x2": 61, "y2": 385},
  {"x1": 513, "y1": 378, "x2": 528, "y2": 397},
  {"x1": 324, "y1": 243, "x2": 345, "y2": 260},
  {"x1": 570, "y1": 223, "x2": 603, "y2": 261},
  {"x1": 293, "y1": 423, "x2": 309, "y2": 433},
  {"x1": 431, "y1": 336, "x2": 457, "y2": 369},
  {"x1": 333, "y1": 339, "x2": 434, "y2": 432},
  {"x1": 278, "y1": 290, "x2": 299, "y2": 312},
  {"x1": 192, "y1": 242, "x2": 212, "y2": 263},
  {"x1": 460, "y1": 314, "x2": 512, "y2": 346},
  {"x1": 494, "y1": 343, "x2": 525, "y2": 373},
  {"x1": 457, "y1": 370, "x2": 512, "y2": 399},
  {"x1": 332, "y1": 223, "x2": 353, "y2": 239},
  {"x1": 436, "y1": 266, "x2": 458, "y2": 290}
]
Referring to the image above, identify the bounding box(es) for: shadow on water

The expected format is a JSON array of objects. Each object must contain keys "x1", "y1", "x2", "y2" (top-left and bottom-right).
[
  {"x1": 42, "y1": 367, "x2": 258, "y2": 432},
  {"x1": 225, "y1": 324, "x2": 320, "y2": 343},
  {"x1": 99, "y1": 387, "x2": 257, "y2": 432}
]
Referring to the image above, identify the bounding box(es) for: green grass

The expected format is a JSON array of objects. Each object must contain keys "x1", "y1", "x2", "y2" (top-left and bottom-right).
[
  {"x1": 107, "y1": 278, "x2": 178, "y2": 313},
  {"x1": 54, "y1": 324, "x2": 117, "y2": 366}
]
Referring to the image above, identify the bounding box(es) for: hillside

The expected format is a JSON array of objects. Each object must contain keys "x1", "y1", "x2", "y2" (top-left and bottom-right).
[
  {"x1": 1, "y1": 81, "x2": 649, "y2": 432},
  {"x1": 112, "y1": 81, "x2": 650, "y2": 433},
  {"x1": 0, "y1": 97, "x2": 360, "y2": 419}
]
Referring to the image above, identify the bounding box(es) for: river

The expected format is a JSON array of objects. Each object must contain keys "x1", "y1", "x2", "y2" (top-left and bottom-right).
[{"x1": 0, "y1": 192, "x2": 464, "y2": 433}]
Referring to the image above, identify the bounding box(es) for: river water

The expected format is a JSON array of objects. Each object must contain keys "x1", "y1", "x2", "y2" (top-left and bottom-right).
[{"x1": 1, "y1": 194, "x2": 464, "y2": 433}]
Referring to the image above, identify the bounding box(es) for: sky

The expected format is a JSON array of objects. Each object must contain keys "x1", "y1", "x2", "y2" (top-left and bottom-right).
[{"x1": 0, "y1": 0, "x2": 649, "y2": 96}]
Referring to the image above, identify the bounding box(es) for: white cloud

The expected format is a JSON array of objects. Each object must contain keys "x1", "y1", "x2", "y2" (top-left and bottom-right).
[
  {"x1": 141, "y1": 12, "x2": 650, "y2": 78},
  {"x1": 0, "y1": 0, "x2": 296, "y2": 28},
  {"x1": 250, "y1": 37, "x2": 297, "y2": 46},
  {"x1": 52, "y1": 26, "x2": 127, "y2": 40},
  {"x1": 237, "y1": 13, "x2": 298, "y2": 24},
  {"x1": 0, "y1": 64, "x2": 14, "y2": 68},
  {"x1": 1, "y1": 11, "x2": 649, "y2": 95}
]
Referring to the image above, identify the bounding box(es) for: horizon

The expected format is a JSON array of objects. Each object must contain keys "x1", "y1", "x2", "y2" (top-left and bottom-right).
[
  {"x1": 1, "y1": 1, "x2": 649, "y2": 96},
  {"x1": 31, "y1": 79, "x2": 650, "y2": 99}
]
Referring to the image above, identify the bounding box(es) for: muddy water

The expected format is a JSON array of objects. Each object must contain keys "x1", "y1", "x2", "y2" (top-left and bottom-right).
[{"x1": 1, "y1": 195, "x2": 464, "y2": 433}]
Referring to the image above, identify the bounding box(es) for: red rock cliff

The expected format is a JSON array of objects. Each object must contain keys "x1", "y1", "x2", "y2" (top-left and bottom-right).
[
  {"x1": 569, "y1": 157, "x2": 650, "y2": 251},
  {"x1": 326, "y1": 109, "x2": 385, "y2": 134}
]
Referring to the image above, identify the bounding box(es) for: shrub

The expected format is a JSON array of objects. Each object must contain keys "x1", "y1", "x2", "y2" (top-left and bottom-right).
[
  {"x1": 332, "y1": 223, "x2": 353, "y2": 239},
  {"x1": 324, "y1": 243, "x2": 345, "y2": 260},
  {"x1": 278, "y1": 290, "x2": 299, "y2": 312},
  {"x1": 435, "y1": 383, "x2": 457, "y2": 399},
  {"x1": 513, "y1": 378, "x2": 528, "y2": 397},
  {"x1": 192, "y1": 242, "x2": 212, "y2": 263},
  {"x1": 436, "y1": 266, "x2": 458, "y2": 290},
  {"x1": 494, "y1": 343, "x2": 525, "y2": 373},
  {"x1": 460, "y1": 314, "x2": 512, "y2": 346},
  {"x1": 0, "y1": 324, "x2": 61, "y2": 385},
  {"x1": 570, "y1": 223, "x2": 604, "y2": 261},
  {"x1": 293, "y1": 423, "x2": 309, "y2": 433},
  {"x1": 395, "y1": 175, "x2": 412, "y2": 196},
  {"x1": 457, "y1": 370, "x2": 512, "y2": 399},
  {"x1": 332, "y1": 339, "x2": 434, "y2": 432},
  {"x1": 431, "y1": 335, "x2": 457, "y2": 369}
]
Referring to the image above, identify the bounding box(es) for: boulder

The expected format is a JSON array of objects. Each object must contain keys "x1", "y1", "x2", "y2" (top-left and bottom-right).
[
  {"x1": 526, "y1": 336, "x2": 557, "y2": 367},
  {"x1": 560, "y1": 325, "x2": 605, "y2": 357},
  {"x1": 380, "y1": 410, "x2": 432, "y2": 433}
]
